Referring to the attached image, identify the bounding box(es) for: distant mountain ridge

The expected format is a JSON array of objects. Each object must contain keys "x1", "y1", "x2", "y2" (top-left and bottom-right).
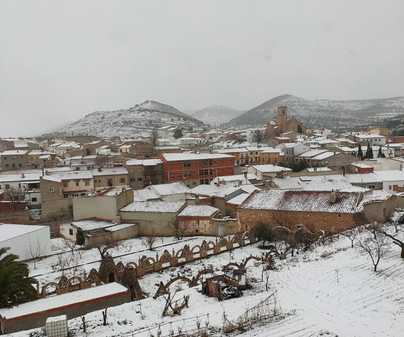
[
  {"x1": 189, "y1": 105, "x2": 244, "y2": 126},
  {"x1": 49, "y1": 100, "x2": 206, "y2": 137},
  {"x1": 226, "y1": 94, "x2": 404, "y2": 130}
]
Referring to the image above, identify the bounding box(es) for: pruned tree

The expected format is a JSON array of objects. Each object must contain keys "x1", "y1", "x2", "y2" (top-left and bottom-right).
[
  {"x1": 358, "y1": 230, "x2": 388, "y2": 272},
  {"x1": 142, "y1": 236, "x2": 157, "y2": 251},
  {"x1": 96, "y1": 238, "x2": 120, "y2": 260},
  {"x1": 102, "y1": 307, "x2": 108, "y2": 326}
]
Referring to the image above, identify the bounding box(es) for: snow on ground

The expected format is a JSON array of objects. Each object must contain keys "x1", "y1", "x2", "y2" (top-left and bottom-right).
[{"x1": 12, "y1": 225, "x2": 404, "y2": 337}]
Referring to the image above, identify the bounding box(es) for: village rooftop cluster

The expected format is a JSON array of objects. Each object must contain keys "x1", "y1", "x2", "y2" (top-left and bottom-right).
[{"x1": 1, "y1": 106, "x2": 404, "y2": 336}]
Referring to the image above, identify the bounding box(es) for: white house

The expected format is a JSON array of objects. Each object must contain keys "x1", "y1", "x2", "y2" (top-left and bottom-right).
[{"x1": 0, "y1": 224, "x2": 51, "y2": 260}]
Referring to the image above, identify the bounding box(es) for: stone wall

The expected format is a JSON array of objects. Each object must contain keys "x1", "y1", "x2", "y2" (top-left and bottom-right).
[{"x1": 238, "y1": 208, "x2": 361, "y2": 233}]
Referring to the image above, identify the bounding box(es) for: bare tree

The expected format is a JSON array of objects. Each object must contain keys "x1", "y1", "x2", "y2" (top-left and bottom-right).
[
  {"x1": 379, "y1": 230, "x2": 404, "y2": 259},
  {"x1": 341, "y1": 226, "x2": 362, "y2": 248},
  {"x1": 28, "y1": 239, "x2": 43, "y2": 269},
  {"x1": 142, "y1": 236, "x2": 157, "y2": 251},
  {"x1": 358, "y1": 230, "x2": 388, "y2": 272}
]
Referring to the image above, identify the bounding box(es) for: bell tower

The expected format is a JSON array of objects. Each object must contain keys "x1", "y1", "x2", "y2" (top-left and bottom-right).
[{"x1": 276, "y1": 106, "x2": 288, "y2": 132}]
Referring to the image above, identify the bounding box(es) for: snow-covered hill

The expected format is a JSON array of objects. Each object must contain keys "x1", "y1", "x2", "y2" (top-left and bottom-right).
[
  {"x1": 189, "y1": 105, "x2": 243, "y2": 126},
  {"x1": 226, "y1": 94, "x2": 404, "y2": 130},
  {"x1": 49, "y1": 100, "x2": 206, "y2": 137}
]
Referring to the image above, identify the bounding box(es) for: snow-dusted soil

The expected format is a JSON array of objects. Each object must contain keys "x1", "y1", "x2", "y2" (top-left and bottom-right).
[{"x1": 12, "y1": 226, "x2": 404, "y2": 337}]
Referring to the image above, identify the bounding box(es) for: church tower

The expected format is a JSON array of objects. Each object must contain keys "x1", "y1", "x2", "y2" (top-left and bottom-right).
[{"x1": 276, "y1": 105, "x2": 288, "y2": 133}]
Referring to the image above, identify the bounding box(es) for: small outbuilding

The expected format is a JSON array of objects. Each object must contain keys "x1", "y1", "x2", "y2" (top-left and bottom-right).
[
  {"x1": 0, "y1": 224, "x2": 50, "y2": 260},
  {"x1": 0, "y1": 283, "x2": 129, "y2": 334}
]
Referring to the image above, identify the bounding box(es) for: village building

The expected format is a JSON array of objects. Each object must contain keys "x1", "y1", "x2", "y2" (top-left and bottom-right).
[
  {"x1": 297, "y1": 149, "x2": 356, "y2": 169},
  {"x1": 238, "y1": 189, "x2": 396, "y2": 233},
  {"x1": 72, "y1": 187, "x2": 133, "y2": 221},
  {"x1": 92, "y1": 167, "x2": 129, "y2": 189},
  {"x1": 120, "y1": 200, "x2": 186, "y2": 236},
  {"x1": 161, "y1": 152, "x2": 235, "y2": 187},
  {"x1": 132, "y1": 182, "x2": 190, "y2": 202},
  {"x1": 248, "y1": 164, "x2": 292, "y2": 180},
  {"x1": 177, "y1": 205, "x2": 221, "y2": 235},
  {"x1": 0, "y1": 150, "x2": 29, "y2": 171},
  {"x1": 191, "y1": 183, "x2": 259, "y2": 217},
  {"x1": 0, "y1": 283, "x2": 129, "y2": 334},
  {"x1": 353, "y1": 133, "x2": 386, "y2": 146},
  {"x1": 126, "y1": 158, "x2": 163, "y2": 189},
  {"x1": 265, "y1": 106, "x2": 306, "y2": 140},
  {"x1": 60, "y1": 220, "x2": 138, "y2": 247},
  {"x1": 40, "y1": 168, "x2": 129, "y2": 220}
]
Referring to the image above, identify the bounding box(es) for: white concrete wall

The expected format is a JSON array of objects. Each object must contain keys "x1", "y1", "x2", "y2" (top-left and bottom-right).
[{"x1": 0, "y1": 226, "x2": 51, "y2": 260}]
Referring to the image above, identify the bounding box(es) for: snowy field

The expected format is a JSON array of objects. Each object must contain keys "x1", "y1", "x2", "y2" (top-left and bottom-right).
[{"x1": 11, "y1": 225, "x2": 404, "y2": 337}]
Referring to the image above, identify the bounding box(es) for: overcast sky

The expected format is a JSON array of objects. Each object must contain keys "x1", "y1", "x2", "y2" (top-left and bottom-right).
[{"x1": 1, "y1": 0, "x2": 403, "y2": 137}]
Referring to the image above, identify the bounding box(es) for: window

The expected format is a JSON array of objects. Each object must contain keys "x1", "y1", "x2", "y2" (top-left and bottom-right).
[
  {"x1": 120, "y1": 178, "x2": 125, "y2": 184},
  {"x1": 50, "y1": 187, "x2": 55, "y2": 193},
  {"x1": 69, "y1": 229, "x2": 74, "y2": 235},
  {"x1": 31, "y1": 197, "x2": 37, "y2": 202},
  {"x1": 184, "y1": 162, "x2": 191, "y2": 168},
  {"x1": 5, "y1": 184, "x2": 10, "y2": 189},
  {"x1": 137, "y1": 177, "x2": 143, "y2": 181},
  {"x1": 75, "y1": 181, "x2": 80, "y2": 187},
  {"x1": 63, "y1": 181, "x2": 68, "y2": 188},
  {"x1": 85, "y1": 180, "x2": 90, "y2": 186}
]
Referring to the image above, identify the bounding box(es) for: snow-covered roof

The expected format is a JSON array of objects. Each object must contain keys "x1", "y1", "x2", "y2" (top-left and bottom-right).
[
  {"x1": 133, "y1": 188, "x2": 161, "y2": 202},
  {"x1": 120, "y1": 201, "x2": 185, "y2": 213},
  {"x1": 126, "y1": 159, "x2": 162, "y2": 166},
  {"x1": 191, "y1": 184, "x2": 239, "y2": 198},
  {"x1": 310, "y1": 151, "x2": 335, "y2": 160},
  {"x1": 104, "y1": 223, "x2": 137, "y2": 232},
  {"x1": 92, "y1": 167, "x2": 128, "y2": 176},
  {"x1": 374, "y1": 170, "x2": 404, "y2": 182},
  {"x1": 299, "y1": 149, "x2": 328, "y2": 158},
  {"x1": 227, "y1": 193, "x2": 252, "y2": 206},
  {"x1": 71, "y1": 220, "x2": 117, "y2": 231},
  {"x1": 306, "y1": 167, "x2": 332, "y2": 173},
  {"x1": 216, "y1": 148, "x2": 249, "y2": 154},
  {"x1": 241, "y1": 190, "x2": 386, "y2": 214},
  {"x1": 251, "y1": 164, "x2": 292, "y2": 173},
  {"x1": 0, "y1": 173, "x2": 41, "y2": 184},
  {"x1": 0, "y1": 150, "x2": 28, "y2": 156},
  {"x1": 42, "y1": 171, "x2": 93, "y2": 182},
  {"x1": 0, "y1": 283, "x2": 127, "y2": 320},
  {"x1": 150, "y1": 182, "x2": 190, "y2": 196},
  {"x1": 0, "y1": 224, "x2": 47, "y2": 242},
  {"x1": 178, "y1": 205, "x2": 219, "y2": 217},
  {"x1": 162, "y1": 152, "x2": 234, "y2": 162},
  {"x1": 211, "y1": 174, "x2": 258, "y2": 185}
]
